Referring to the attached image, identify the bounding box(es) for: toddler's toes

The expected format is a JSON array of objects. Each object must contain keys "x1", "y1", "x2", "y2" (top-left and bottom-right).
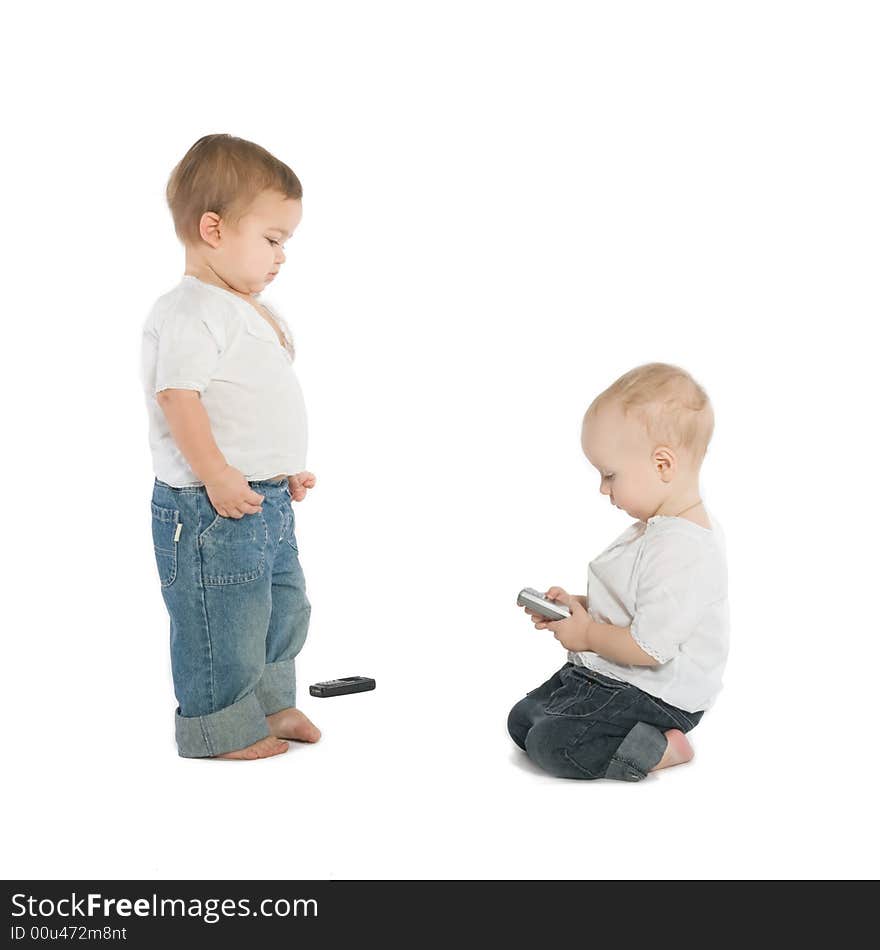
[
  {"x1": 216, "y1": 736, "x2": 289, "y2": 760},
  {"x1": 266, "y1": 708, "x2": 322, "y2": 743}
]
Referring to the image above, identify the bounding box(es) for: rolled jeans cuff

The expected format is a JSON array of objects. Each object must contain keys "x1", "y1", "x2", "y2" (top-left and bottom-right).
[
  {"x1": 604, "y1": 721, "x2": 669, "y2": 782},
  {"x1": 254, "y1": 658, "x2": 297, "y2": 716},
  {"x1": 175, "y1": 692, "x2": 270, "y2": 758}
]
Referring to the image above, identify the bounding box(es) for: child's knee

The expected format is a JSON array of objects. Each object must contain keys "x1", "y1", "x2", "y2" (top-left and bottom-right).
[
  {"x1": 523, "y1": 719, "x2": 607, "y2": 780},
  {"x1": 507, "y1": 698, "x2": 534, "y2": 750}
]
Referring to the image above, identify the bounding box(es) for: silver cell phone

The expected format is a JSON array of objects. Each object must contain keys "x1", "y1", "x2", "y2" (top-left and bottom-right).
[{"x1": 517, "y1": 587, "x2": 571, "y2": 621}]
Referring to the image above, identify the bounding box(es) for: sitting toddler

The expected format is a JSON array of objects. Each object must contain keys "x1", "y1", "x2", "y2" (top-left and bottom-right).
[{"x1": 508, "y1": 362, "x2": 729, "y2": 781}]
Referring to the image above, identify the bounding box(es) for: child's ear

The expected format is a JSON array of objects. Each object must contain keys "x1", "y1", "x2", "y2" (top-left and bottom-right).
[
  {"x1": 653, "y1": 446, "x2": 676, "y2": 481},
  {"x1": 198, "y1": 211, "x2": 223, "y2": 247}
]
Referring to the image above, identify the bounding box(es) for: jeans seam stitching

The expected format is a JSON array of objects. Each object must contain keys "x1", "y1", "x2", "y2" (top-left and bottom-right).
[
  {"x1": 195, "y1": 498, "x2": 216, "y2": 714},
  {"x1": 545, "y1": 685, "x2": 618, "y2": 719},
  {"x1": 644, "y1": 693, "x2": 693, "y2": 731},
  {"x1": 199, "y1": 715, "x2": 213, "y2": 757},
  {"x1": 151, "y1": 504, "x2": 180, "y2": 587},
  {"x1": 610, "y1": 752, "x2": 646, "y2": 773},
  {"x1": 561, "y1": 748, "x2": 601, "y2": 778}
]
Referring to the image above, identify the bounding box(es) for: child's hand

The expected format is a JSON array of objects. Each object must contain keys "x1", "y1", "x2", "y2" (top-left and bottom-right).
[
  {"x1": 544, "y1": 600, "x2": 594, "y2": 652},
  {"x1": 532, "y1": 595, "x2": 594, "y2": 653},
  {"x1": 204, "y1": 465, "x2": 265, "y2": 519},
  {"x1": 545, "y1": 586, "x2": 570, "y2": 605},
  {"x1": 521, "y1": 586, "x2": 572, "y2": 624},
  {"x1": 288, "y1": 471, "x2": 316, "y2": 502}
]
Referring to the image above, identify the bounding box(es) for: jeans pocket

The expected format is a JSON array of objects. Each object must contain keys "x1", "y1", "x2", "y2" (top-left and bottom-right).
[
  {"x1": 198, "y1": 509, "x2": 268, "y2": 586},
  {"x1": 545, "y1": 669, "x2": 628, "y2": 718},
  {"x1": 150, "y1": 501, "x2": 180, "y2": 588},
  {"x1": 544, "y1": 678, "x2": 596, "y2": 716}
]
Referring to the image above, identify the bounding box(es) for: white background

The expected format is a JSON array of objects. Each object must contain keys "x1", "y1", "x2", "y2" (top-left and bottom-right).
[{"x1": 3, "y1": 1, "x2": 878, "y2": 880}]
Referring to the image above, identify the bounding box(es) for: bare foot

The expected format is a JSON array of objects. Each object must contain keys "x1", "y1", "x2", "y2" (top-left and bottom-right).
[
  {"x1": 649, "y1": 729, "x2": 694, "y2": 772},
  {"x1": 266, "y1": 707, "x2": 322, "y2": 743},
  {"x1": 215, "y1": 736, "x2": 289, "y2": 760}
]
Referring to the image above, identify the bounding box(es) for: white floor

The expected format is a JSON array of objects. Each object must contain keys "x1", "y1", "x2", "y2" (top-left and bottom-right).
[{"x1": 6, "y1": 636, "x2": 877, "y2": 879}]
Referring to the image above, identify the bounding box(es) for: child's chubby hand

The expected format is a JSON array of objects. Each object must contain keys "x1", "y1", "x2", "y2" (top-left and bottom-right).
[
  {"x1": 521, "y1": 586, "x2": 575, "y2": 625},
  {"x1": 204, "y1": 465, "x2": 265, "y2": 519},
  {"x1": 523, "y1": 586, "x2": 594, "y2": 653},
  {"x1": 287, "y1": 471, "x2": 316, "y2": 502}
]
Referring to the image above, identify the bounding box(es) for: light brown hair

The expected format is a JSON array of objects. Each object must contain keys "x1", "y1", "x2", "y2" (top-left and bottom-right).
[
  {"x1": 587, "y1": 362, "x2": 715, "y2": 465},
  {"x1": 166, "y1": 134, "x2": 303, "y2": 246}
]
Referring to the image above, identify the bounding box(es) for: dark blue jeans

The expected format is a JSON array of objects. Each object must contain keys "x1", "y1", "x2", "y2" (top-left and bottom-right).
[{"x1": 508, "y1": 663, "x2": 703, "y2": 781}]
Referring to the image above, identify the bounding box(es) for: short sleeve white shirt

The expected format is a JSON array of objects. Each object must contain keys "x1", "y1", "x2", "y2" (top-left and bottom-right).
[
  {"x1": 570, "y1": 511, "x2": 729, "y2": 713},
  {"x1": 140, "y1": 275, "x2": 307, "y2": 487}
]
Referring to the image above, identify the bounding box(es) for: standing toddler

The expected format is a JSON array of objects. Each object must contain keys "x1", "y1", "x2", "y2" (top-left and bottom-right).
[{"x1": 141, "y1": 134, "x2": 320, "y2": 759}]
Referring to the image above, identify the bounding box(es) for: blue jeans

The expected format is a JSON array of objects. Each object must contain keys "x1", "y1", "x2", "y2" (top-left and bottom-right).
[
  {"x1": 150, "y1": 476, "x2": 311, "y2": 757},
  {"x1": 507, "y1": 663, "x2": 703, "y2": 781}
]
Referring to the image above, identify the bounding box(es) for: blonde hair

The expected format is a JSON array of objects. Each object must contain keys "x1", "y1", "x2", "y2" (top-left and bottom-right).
[
  {"x1": 165, "y1": 133, "x2": 303, "y2": 246},
  {"x1": 586, "y1": 362, "x2": 715, "y2": 466}
]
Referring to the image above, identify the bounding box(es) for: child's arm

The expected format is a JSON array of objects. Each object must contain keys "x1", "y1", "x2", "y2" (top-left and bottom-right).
[
  {"x1": 580, "y1": 618, "x2": 659, "y2": 666},
  {"x1": 533, "y1": 599, "x2": 660, "y2": 666},
  {"x1": 157, "y1": 390, "x2": 265, "y2": 517},
  {"x1": 156, "y1": 389, "x2": 228, "y2": 483}
]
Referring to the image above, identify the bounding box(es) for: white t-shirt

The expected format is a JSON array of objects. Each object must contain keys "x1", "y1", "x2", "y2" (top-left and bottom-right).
[
  {"x1": 570, "y1": 511, "x2": 729, "y2": 713},
  {"x1": 140, "y1": 275, "x2": 307, "y2": 487}
]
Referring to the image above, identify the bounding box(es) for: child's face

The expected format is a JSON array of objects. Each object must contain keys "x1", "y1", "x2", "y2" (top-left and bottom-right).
[
  {"x1": 581, "y1": 403, "x2": 674, "y2": 522},
  {"x1": 214, "y1": 189, "x2": 302, "y2": 295}
]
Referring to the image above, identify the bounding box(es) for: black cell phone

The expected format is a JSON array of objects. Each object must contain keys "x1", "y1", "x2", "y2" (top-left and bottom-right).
[{"x1": 309, "y1": 676, "x2": 376, "y2": 698}]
